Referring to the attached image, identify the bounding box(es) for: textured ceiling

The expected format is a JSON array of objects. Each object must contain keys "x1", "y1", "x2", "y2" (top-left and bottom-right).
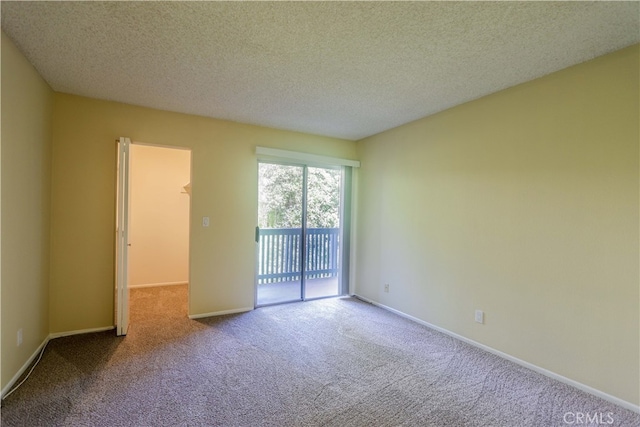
[{"x1": 2, "y1": 1, "x2": 638, "y2": 141}]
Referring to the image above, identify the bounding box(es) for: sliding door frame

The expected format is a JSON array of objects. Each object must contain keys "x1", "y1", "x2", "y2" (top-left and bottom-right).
[
  {"x1": 300, "y1": 164, "x2": 309, "y2": 301},
  {"x1": 255, "y1": 147, "x2": 360, "y2": 307}
]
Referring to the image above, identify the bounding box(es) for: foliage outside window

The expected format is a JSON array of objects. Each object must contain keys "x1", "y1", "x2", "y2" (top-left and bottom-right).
[{"x1": 258, "y1": 164, "x2": 341, "y2": 229}]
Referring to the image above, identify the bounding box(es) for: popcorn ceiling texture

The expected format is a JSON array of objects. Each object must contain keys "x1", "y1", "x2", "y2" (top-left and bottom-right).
[{"x1": 1, "y1": 1, "x2": 638, "y2": 140}]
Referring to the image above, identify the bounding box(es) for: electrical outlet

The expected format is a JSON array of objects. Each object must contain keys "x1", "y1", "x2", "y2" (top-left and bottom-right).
[
  {"x1": 384, "y1": 283, "x2": 389, "y2": 293},
  {"x1": 475, "y1": 310, "x2": 484, "y2": 324},
  {"x1": 17, "y1": 328, "x2": 23, "y2": 346},
  {"x1": 202, "y1": 216, "x2": 210, "y2": 227}
]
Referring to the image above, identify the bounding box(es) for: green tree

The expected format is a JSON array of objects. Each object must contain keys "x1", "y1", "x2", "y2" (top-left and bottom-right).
[
  {"x1": 258, "y1": 164, "x2": 341, "y2": 229},
  {"x1": 306, "y1": 167, "x2": 341, "y2": 228}
]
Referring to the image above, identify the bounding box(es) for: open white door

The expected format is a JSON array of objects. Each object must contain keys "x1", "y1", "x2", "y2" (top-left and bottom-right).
[{"x1": 115, "y1": 137, "x2": 131, "y2": 336}]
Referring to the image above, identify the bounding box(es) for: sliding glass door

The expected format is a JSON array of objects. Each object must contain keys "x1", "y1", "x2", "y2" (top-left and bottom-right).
[
  {"x1": 304, "y1": 166, "x2": 341, "y2": 300},
  {"x1": 256, "y1": 162, "x2": 343, "y2": 306},
  {"x1": 256, "y1": 163, "x2": 304, "y2": 305}
]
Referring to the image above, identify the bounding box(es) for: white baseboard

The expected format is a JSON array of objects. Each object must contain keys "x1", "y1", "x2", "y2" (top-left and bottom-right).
[
  {"x1": 353, "y1": 294, "x2": 640, "y2": 414},
  {"x1": 189, "y1": 306, "x2": 253, "y2": 320},
  {"x1": 49, "y1": 326, "x2": 115, "y2": 339},
  {"x1": 1, "y1": 335, "x2": 50, "y2": 399},
  {"x1": 129, "y1": 281, "x2": 188, "y2": 289}
]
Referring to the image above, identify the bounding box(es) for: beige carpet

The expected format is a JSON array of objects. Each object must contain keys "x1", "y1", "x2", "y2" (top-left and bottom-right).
[{"x1": 1, "y1": 284, "x2": 638, "y2": 426}]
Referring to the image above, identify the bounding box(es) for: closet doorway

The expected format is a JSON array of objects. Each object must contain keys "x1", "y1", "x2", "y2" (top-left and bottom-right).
[{"x1": 115, "y1": 139, "x2": 192, "y2": 335}]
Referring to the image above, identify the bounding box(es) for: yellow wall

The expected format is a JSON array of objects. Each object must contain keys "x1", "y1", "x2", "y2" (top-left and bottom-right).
[
  {"x1": 355, "y1": 45, "x2": 639, "y2": 405},
  {"x1": 50, "y1": 93, "x2": 356, "y2": 332},
  {"x1": 129, "y1": 144, "x2": 191, "y2": 287},
  {"x1": 1, "y1": 33, "x2": 53, "y2": 390}
]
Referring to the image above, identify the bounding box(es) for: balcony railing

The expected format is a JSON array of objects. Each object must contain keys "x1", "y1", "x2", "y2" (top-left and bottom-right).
[{"x1": 257, "y1": 228, "x2": 339, "y2": 284}]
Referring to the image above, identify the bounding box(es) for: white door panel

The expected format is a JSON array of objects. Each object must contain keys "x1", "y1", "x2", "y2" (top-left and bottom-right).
[{"x1": 115, "y1": 136, "x2": 131, "y2": 336}]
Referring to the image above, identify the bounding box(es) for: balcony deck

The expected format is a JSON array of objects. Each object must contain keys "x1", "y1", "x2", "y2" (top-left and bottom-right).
[{"x1": 257, "y1": 276, "x2": 340, "y2": 306}]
